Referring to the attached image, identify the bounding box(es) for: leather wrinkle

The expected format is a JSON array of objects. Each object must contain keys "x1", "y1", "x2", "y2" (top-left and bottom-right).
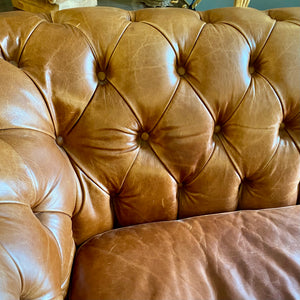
[
  {"x1": 0, "y1": 135, "x2": 38, "y2": 206},
  {"x1": 0, "y1": 240, "x2": 24, "y2": 295},
  {"x1": 34, "y1": 213, "x2": 64, "y2": 268},
  {"x1": 34, "y1": 210, "x2": 72, "y2": 218},
  {"x1": 32, "y1": 167, "x2": 64, "y2": 211},
  {"x1": 91, "y1": 247, "x2": 176, "y2": 291}
]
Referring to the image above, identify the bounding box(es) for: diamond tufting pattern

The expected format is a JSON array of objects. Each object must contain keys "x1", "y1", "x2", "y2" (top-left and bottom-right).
[
  {"x1": 1, "y1": 7, "x2": 300, "y2": 245},
  {"x1": 0, "y1": 6, "x2": 299, "y2": 299}
]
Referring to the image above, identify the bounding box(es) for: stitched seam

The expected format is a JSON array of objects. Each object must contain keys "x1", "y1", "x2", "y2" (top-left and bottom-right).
[
  {"x1": 285, "y1": 128, "x2": 300, "y2": 153},
  {"x1": 185, "y1": 141, "x2": 217, "y2": 186},
  {"x1": 252, "y1": 19, "x2": 277, "y2": 64},
  {"x1": 117, "y1": 147, "x2": 140, "y2": 194},
  {"x1": 109, "y1": 80, "x2": 143, "y2": 129},
  {"x1": 220, "y1": 21, "x2": 252, "y2": 53},
  {"x1": 217, "y1": 134, "x2": 243, "y2": 181},
  {"x1": 141, "y1": 21, "x2": 178, "y2": 61},
  {"x1": 62, "y1": 23, "x2": 98, "y2": 63},
  {"x1": 256, "y1": 71, "x2": 285, "y2": 119},
  {"x1": 69, "y1": 156, "x2": 110, "y2": 196},
  {"x1": 150, "y1": 78, "x2": 180, "y2": 133},
  {"x1": 18, "y1": 19, "x2": 47, "y2": 64},
  {"x1": 223, "y1": 76, "x2": 253, "y2": 125},
  {"x1": 65, "y1": 83, "x2": 98, "y2": 136},
  {"x1": 148, "y1": 143, "x2": 178, "y2": 185},
  {"x1": 105, "y1": 21, "x2": 132, "y2": 69},
  {"x1": 22, "y1": 70, "x2": 57, "y2": 137},
  {"x1": 184, "y1": 22, "x2": 206, "y2": 66},
  {"x1": 184, "y1": 76, "x2": 216, "y2": 122}
]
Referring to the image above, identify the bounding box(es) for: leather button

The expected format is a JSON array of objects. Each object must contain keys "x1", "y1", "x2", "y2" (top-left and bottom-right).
[
  {"x1": 177, "y1": 67, "x2": 186, "y2": 76},
  {"x1": 97, "y1": 71, "x2": 106, "y2": 82},
  {"x1": 279, "y1": 123, "x2": 285, "y2": 130},
  {"x1": 56, "y1": 136, "x2": 64, "y2": 146},
  {"x1": 141, "y1": 132, "x2": 149, "y2": 141},
  {"x1": 9, "y1": 61, "x2": 18, "y2": 67},
  {"x1": 249, "y1": 65, "x2": 255, "y2": 74},
  {"x1": 214, "y1": 125, "x2": 221, "y2": 133}
]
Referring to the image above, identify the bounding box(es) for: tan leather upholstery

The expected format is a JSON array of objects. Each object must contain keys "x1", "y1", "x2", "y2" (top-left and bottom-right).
[
  {"x1": 0, "y1": 6, "x2": 299, "y2": 300},
  {"x1": 71, "y1": 205, "x2": 300, "y2": 300}
]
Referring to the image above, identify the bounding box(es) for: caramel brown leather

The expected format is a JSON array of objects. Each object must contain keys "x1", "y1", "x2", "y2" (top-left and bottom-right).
[{"x1": 0, "y1": 6, "x2": 299, "y2": 300}]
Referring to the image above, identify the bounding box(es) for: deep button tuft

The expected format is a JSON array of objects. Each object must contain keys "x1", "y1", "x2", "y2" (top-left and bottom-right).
[
  {"x1": 214, "y1": 125, "x2": 221, "y2": 134},
  {"x1": 141, "y1": 132, "x2": 149, "y2": 141},
  {"x1": 97, "y1": 71, "x2": 106, "y2": 82},
  {"x1": 178, "y1": 182, "x2": 184, "y2": 188},
  {"x1": 279, "y1": 123, "x2": 285, "y2": 130},
  {"x1": 177, "y1": 66, "x2": 186, "y2": 76},
  {"x1": 249, "y1": 65, "x2": 255, "y2": 75},
  {"x1": 56, "y1": 136, "x2": 64, "y2": 146},
  {"x1": 9, "y1": 61, "x2": 18, "y2": 67}
]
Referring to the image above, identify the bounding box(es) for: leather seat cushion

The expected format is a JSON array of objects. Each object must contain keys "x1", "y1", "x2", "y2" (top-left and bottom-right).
[{"x1": 69, "y1": 205, "x2": 300, "y2": 300}]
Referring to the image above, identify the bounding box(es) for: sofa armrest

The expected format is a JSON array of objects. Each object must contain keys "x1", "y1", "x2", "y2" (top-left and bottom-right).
[{"x1": 0, "y1": 131, "x2": 77, "y2": 299}]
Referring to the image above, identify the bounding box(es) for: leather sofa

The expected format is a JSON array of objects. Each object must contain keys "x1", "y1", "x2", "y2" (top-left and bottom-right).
[{"x1": 0, "y1": 5, "x2": 299, "y2": 300}]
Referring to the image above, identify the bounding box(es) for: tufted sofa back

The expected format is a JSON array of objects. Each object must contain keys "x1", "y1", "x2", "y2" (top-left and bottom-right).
[{"x1": 1, "y1": 7, "x2": 299, "y2": 250}]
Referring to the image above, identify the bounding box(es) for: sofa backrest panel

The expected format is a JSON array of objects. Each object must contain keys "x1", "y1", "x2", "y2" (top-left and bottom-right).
[{"x1": 0, "y1": 7, "x2": 299, "y2": 245}]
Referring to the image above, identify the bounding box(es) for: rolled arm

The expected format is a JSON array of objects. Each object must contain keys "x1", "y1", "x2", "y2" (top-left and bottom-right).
[{"x1": 0, "y1": 132, "x2": 77, "y2": 299}]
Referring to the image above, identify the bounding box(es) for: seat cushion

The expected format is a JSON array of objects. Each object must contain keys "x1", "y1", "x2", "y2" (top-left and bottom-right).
[{"x1": 69, "y1": 205, "x2": 300, "y2": 300}]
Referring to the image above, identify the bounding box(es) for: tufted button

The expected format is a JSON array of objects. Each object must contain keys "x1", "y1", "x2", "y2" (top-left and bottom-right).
[
  {"x1": 249, "y1": 65, "x2": 255, "y2": 75},
  {"x1": 178, "y1": 182, "x2": 184, "y2": 188},
  {"x1": 279, "y1": 123, "x2": 285, "y2": 130},
  {"x1": 141, "y1": 132, "x2": 149, "y2": 141},
  {"x1": 56, "y1": 136, "x2": 64, "y2": 146},
  {"x1": 214, "y1": 125, "x2": 221, "y2": 134},
  {"x1": 97, "y1": 71, "x2": 106, "y2": 83},
  {"x1": 177, "y1": 66, "x2": 186, "y2": 76},
  {"x1": 9, "y1": 61, "x2": 18, "y2": 67}
]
